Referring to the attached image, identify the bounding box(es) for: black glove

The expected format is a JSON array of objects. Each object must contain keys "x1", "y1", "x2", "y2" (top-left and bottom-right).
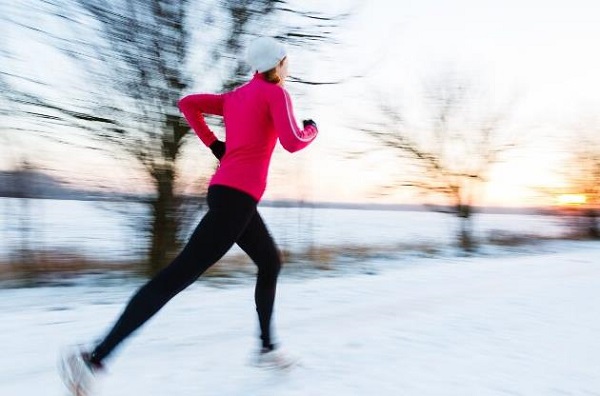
[
  {"x1": 209, "y1": 140, "x2": 226, "y2": 160},
  {"x1": 302, "y1": 119, "x2": 317, "y2": 129}
]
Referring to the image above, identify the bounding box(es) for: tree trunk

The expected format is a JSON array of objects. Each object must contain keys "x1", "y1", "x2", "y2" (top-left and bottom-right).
[
  {"x1": 148, "y1": 164, "x2": 180, "y2": 276},
  {"x1": 457, "y1": 204, "x2": 476, "y2": 252},
  {"x1": 586, "y1": 209, "x2": 599, "y2": 239}
]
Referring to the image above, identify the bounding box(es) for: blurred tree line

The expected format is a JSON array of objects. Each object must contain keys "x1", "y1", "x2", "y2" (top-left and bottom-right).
[{"x1": 0, "y1": 0, "x2": 347, "y2": 275}]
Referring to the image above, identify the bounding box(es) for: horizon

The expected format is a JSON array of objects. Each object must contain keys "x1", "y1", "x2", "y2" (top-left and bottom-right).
[{"x1": 0, "y1": 167, "x2": 582, "y2": 213}]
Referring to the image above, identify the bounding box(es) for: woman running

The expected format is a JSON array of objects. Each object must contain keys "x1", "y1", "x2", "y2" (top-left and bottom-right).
[{"x1": 60, "y1": 36, "x2": 318, "y2": 395}]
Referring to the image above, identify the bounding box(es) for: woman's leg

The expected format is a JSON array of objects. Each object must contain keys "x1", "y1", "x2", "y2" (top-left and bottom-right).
[
  {"x1": 236, "y1": 211, "x2": 282, "y2": 350},
  {"x1": 90, "y1": 186, "x2": 257, "y2": 364}
]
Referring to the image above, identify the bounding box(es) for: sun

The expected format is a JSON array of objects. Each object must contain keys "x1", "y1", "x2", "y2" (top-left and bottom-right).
[{"x1": 556, "y1": 194, "x2": 587, "y2": 205}]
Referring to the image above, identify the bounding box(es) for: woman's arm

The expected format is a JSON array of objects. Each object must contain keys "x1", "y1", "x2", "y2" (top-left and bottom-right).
[
  {"x1": 267, "y1": 87, "x2": 318, "y2": 153},
  {"x1": 178, "y1": 94, "x2": 224, "y2": 147}
]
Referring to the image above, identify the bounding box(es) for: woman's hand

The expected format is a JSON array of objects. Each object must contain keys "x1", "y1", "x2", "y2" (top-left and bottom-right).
[
  {"x1": 209, "y1": 140, "x2": 226, "y2": 160},
  {"x1": 302, "y1": 119, "x2": 317, "y2": 129}
]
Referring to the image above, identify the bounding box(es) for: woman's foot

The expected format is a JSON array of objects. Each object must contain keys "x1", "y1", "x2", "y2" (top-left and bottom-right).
[
  {"x1": 58, "y1": 346, "x2": 104, "y2": 396},
  {"x1": 254, "y1": 345, "x2": 298, "y2": 370}
]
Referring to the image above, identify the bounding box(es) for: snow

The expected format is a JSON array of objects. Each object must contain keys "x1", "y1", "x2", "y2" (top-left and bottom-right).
[
  {"x1": 0, "y1": 197, "x2": 566, "y2": 260},
  {"x1": 1, "y1": 242, "x2": 600, "y2": 395}
]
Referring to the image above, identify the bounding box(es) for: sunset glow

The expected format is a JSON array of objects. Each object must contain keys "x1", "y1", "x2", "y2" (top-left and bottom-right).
[{"x1": 557, "y1": 194, "x2": 587, "y2": 206}]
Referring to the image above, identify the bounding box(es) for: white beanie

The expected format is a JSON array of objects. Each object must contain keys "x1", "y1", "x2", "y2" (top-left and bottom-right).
[{"x1": 246, "y1": 37, "x2": 287, "y2": 73}]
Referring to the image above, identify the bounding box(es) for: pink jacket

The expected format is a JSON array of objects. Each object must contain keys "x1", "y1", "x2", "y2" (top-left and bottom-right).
[{"x1": 178, "y1": 73, "x2": 318, "y2": 201}]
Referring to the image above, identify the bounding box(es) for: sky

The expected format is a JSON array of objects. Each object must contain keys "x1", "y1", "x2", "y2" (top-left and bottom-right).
[
  {"x1": 2, "y1": 0, "x2": 600, "y2": 207},
  {"x1": 277, "y1": 0, "x2": 600, "y2": 206}
]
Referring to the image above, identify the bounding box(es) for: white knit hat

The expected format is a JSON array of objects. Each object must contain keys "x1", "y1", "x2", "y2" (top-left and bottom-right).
[{"x1": 246, "y1": 37, "x2": 287, "y2": 73}]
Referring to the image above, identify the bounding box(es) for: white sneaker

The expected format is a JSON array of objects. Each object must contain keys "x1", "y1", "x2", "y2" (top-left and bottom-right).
[
  {"x1": 254, "y1": 347, "x2": 298, "y2": 370},
  {"x1": 58, "y1": 346, "x2": 103, "y2": 396}
]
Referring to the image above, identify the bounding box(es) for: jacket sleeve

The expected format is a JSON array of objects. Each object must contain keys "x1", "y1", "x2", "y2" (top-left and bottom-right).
[
  {"x1": 177, "y1": 94, "x2": 224, "y2": 147},
  {"x1": 267, "y1": 86, "x2": 318, "y2": 153}
]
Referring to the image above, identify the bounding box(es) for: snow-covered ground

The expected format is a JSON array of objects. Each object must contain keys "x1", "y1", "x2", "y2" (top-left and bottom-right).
[
  {"x1": 1, "y1": 242, "x2": 599, "y2": 395},
  {"x1": 0, "y1": 197, "x2": 566, "y2": 260}
]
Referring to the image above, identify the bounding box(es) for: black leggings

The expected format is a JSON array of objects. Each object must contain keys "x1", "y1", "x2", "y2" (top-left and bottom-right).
[{"x1": 91, "y1": 185, "x2": 281, "y2": 363}]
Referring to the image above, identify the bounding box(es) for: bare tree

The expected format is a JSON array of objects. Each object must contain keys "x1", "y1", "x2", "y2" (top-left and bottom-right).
[
  {"x1": 557, "y1": 125, "x2": 600, "y2": 238},
  {"x1": 362, "y1": 73, "x2": 516, "y2": 251}
]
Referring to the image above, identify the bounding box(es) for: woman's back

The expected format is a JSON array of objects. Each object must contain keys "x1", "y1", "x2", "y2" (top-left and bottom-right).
[{"x1": 213, "y1": 74, "x2": 281, "y2": 200}]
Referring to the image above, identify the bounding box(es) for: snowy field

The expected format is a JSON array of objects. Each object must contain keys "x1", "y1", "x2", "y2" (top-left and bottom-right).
[
  {"x1": 0, "y1": 198, "x2": 566, "y2": 260},
  {"x1": 1, "y1": 241, "x2": 599, "y2": 395}
]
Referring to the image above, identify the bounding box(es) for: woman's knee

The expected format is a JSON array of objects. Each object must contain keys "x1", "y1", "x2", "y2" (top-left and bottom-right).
[
  {"x1": 153, "y1": 260, "x2": 200, "y2": 295},
  {"x1": 267, "y1": 248, "x2": 282, "y2": 274},
  {"x1": 257, "y1": 254, "x2": 281, "y2": 284}
]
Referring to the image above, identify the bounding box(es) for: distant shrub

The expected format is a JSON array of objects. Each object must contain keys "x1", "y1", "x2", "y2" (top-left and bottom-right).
[
  {"x1": 486, "y1": 231, "x2": 543, "y2": 247},
  {"x1": 0, "y1": 249, "x2": 141, "y2": 287}
]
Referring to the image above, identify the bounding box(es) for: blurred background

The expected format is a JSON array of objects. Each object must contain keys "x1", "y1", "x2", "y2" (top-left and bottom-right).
[{"x1": 1, "y1": 0, "x2": 599, "y2": 286}]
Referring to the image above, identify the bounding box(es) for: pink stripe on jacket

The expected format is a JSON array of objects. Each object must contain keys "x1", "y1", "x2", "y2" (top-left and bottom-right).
[{"x1": 178, "y1": 73, "x2": 318, "y2": 201}]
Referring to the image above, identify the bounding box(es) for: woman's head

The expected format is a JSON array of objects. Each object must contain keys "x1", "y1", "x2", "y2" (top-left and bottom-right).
[
  {"x1": 246, "y1": 37, "x2": 288, "y2": 85},
  {"x1": 262, "y1": 57, "x2": 288, "y2": 85}
]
